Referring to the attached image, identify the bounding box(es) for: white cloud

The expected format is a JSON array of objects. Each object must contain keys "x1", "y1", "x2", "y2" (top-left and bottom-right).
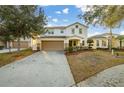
[
  {"x1": 47, "y1": 16, "x2": 52, "y2": 20},
  {"x1": 63, "y1": 19, "x2": 68, "y2": 22},
  {"x1": 120, "y1": 31, "x2": 124, "y2": 35},
  {"x1": 62, "y1": 8, "x2": 69, "y2": 14},
  {"x1": 55, "y1": 11, "x2": 61, "y2": 14},
  {"x1": 40, "y1": 5, "x2": 49, "y2": 7},
  {"x1": 88, "y1": 32, "x2": 101, "y2": 37},
  {"x1": 52, "y1": 18, "x2": 58, "y2": 23},
  {"x1": 75, "y1": 5, "x2": 92, "y2": 12},
  {"x1": 48, "y1": 16, "x2": 52, "y2": 18},
  {"x1": 47, "y1": 24, "x2": 53, "y2": 27}
]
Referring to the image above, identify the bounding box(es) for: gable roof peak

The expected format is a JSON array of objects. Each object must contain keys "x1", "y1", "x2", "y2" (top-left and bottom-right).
[
  {"x1": 66, "y1": 22, "x2": 88, "y2": 28},
  {"x1": 46, "y1": 22, "x2": 88, "y2": 29}
]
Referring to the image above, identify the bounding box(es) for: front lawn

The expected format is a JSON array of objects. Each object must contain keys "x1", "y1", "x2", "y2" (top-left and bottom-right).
[
  {"x1": 66, "y1": 50, "x2": 124, "y2": 83},
  {"x1": 0, "y1": 48, "x2": 34, "y2": 67}
]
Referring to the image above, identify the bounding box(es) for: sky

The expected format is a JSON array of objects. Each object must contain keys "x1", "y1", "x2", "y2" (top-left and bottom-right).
[{"x1": 41, "y1": 5, "x2": 124, "y2": 37}]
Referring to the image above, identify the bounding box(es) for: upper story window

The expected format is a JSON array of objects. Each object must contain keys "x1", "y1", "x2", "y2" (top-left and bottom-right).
[
  {"x1": 96, "y1": 40, "x2": 99, "y2": 46},
  {"x1": 82, "y1": 41, "x2": 84, "y2": 46},
  {"x1": 79, "y1": 28, "x2": 82, "y2": 34},
  {"x1": 51, "y1": 31, "x2": 54, "y2": 34},
  {"x1": 72, "y1": 28, "x2": 75, "y2": 34},
  {"x1": 48, "y1": 31, "x2": 51, "y2": 34},
  {"x1": 61, "y1": 30, "x2": 64, "y2": 33},
  {"x1": 48, "y1": 30, "x2": 54, "y2": 34},
  {"x1": 75, "y1": 25, "x2": 78, "y2": 28}
]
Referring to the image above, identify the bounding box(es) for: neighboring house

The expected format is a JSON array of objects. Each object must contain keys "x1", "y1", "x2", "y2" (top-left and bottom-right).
[
  {"x1": 11, "y1": 38, "x2": 31, "y2": 48},
  {"x1": 0, "y1": 38, "x2": 31, "y2": 49},
  {"x1": 89, "y1": 33, "x2": 121, "y2": 49},
  {"x1": 0, "y1": 41, "x2": 4, "y2": 47},
  {"x1": 31, "y1": 22, "x2": 88, "y2": 51}
]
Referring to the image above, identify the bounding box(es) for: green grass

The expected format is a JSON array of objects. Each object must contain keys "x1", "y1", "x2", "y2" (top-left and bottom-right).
[
  {"x1": 115, "y1": 51, "x2": 124, "y2": 56},
  {"x1": 0, "y1": 48, "x2": 34, "y2": 67}
]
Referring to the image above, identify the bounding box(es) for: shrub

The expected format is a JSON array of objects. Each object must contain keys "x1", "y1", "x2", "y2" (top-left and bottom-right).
[
  {"x1": 97, "y1": 48, "x2": 109, "y2": 50},
  {"x1": 87, "y1": 39, "x2": 94, "y2": 49},
  {"x1": 65, "y1": 46, "x2": 90, "y2": 53},
  {"x1": 0, "y1": 46, "x2": 4, "y2": 50},
  {"x1": 65, "y1": 47, "x2": 73, "y2": 52},
  {"x1": 76, "y1": 46, "x2": 81, "y2": 51}
]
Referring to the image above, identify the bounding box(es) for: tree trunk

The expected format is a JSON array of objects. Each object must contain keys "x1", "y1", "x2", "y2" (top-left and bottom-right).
[
  {"x1": 109, "y1": 27, "x2": 112, "y2": 51},
  {"x1": 4, "y1": 41, "x2": 7, "y2": 49},
  {"x1": 17, "y1": 37, "x2": 20, "y2": 52},
  {"x1": 8, "y1": 41, "x2": 11, "y2": 53},
  {"x1": 120, "y1": 40, "x2": 122, "y2": 49}
]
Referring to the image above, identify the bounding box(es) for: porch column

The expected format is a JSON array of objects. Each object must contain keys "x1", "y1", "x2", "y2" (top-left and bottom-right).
[
  {"x1": 80, "y1": 39, "x2": 83, "y2": 46},
  {"x1": 6, "y1": 41, "x2": 9, "y2": 48},
  {"x1": 32, "y1": 38, "x2": 37, "y2": 51},
  {"x1": 37, "y1": 37, "x2": 41, "y2": 51},
  {"x1": 84, "y1": 38, "x2": 88, "y2": 46},
  {"x1": 122, "y1": 40, "x2": 124, "y2": 48}
]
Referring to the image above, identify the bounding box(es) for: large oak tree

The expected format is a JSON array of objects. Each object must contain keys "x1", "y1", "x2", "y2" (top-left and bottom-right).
[{"x1": 0, "y1": 5, "x2": 47, "y2": 51}]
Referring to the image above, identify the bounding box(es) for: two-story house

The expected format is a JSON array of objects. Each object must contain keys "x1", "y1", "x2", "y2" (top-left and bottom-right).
[{"x1": 31, "y1": 22, "x2": 88, "y2": 51}]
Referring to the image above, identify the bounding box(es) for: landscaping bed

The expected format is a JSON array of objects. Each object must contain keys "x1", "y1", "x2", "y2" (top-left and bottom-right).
[
  {"x1": 66, "y1": 50, "x2": 124, "y2": 83},
  {"x1": 0, "y1": 48, "x2": 34, "y2": 67}
]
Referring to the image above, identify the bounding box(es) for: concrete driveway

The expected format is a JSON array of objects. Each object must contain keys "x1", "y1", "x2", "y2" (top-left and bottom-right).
[{"x1": 0, "y1": 51, "x2": 75, "y2": 87}]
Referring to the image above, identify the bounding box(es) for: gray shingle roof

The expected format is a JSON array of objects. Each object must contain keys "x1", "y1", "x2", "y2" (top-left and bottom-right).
[
  {"x1": 46, "y1": 22, "x2": 88, "y2": 29},
  {"x1": 89, "y1": 33, "x2": 120, "y2": 39}
]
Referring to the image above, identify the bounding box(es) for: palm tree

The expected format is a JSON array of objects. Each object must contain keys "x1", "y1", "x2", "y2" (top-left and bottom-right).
[{"x1": 80, "y1": 5, "x2": 124, "y2": 51}]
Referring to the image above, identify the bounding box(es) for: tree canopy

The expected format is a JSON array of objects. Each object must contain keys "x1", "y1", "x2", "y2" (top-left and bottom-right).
[
  {"x1": 0, "y1": 5, "x2": 47, "y2": 51},
  {"x1": 79, "y1": 5, "x2": 124, "y2": 50},
  {"x1": 0, "y1": 5, "x2": 47, "y2": 39},
  {"x1": 80, "y1": 5, "x2": 124, "y2": 28}
]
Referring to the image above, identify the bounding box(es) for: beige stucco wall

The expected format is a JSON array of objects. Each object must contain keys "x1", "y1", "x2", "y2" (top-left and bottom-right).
[
  {"x1": 31, "y1": 36, "x2": 87, "y2": 50},
  {"x1": 31, "y1": 38, "x2": 38, "y2": 50},
  {"x1": 122, "y1": 40, "x2": 124, "y2": 47},
  {"x1": 91, "y1": 38, "x2": 120, "y2": 49},
  {"x1": 92, "y1": 38, "x2": 109, "y2": 49},
  {"x1": 112, "y1": 38, "x2": 120, "y2": 48}
]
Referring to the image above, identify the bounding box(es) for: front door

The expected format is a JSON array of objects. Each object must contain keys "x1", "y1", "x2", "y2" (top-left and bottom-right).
[
  {"x1": 69, "y1": 41, "x2": 72, "y2": 47},
  {"x1": 69, "y1": 40, "x2": 78, "y2": 47}
]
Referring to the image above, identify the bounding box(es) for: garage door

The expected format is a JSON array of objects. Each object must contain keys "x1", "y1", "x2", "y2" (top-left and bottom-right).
[
  {"x1": 12, "y1": 41, "x2": 29, "y2": 48},
  {"x1": 42, "y1": 41, "x2": 64, "y2": 51}
]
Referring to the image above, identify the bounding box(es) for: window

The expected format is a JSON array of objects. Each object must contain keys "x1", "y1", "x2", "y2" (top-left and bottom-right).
[
  {"x1": 102, "y1": 40, "x2": 106, "y2": 46},
  {"x1": 48, "y1": 31, "x2": 54, "y2": 34},
  {"x1": 82, "y1": 41, "x2": 84, "y2": 46},
  {"x1": 79, "y1": 28, "x2": 82, "y2": 34},
  {"x1": 74, "y1": 41, "x2": 76, "y2": 46},
  {"x1": 51, "y1": 31, "x2": 54, "y2": 34},
  {"x1": 61, "y1": 30, "x2": 64, "y2": 33},
  {"x1": 75, "y1": 25, "x2": 78, "y2": 28},
  {"x1": 48, "y1": 31, "x2": 51, "y2": 34},
  {"x1": 72, "y1": 28, "x2": 75, "y2": 34},
  {"x1": 69, "y1": 41, "x2": 72, "y2": 47},
  {"x1": 96, "y1": 40, "x2": 99, "y2": 46}
]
